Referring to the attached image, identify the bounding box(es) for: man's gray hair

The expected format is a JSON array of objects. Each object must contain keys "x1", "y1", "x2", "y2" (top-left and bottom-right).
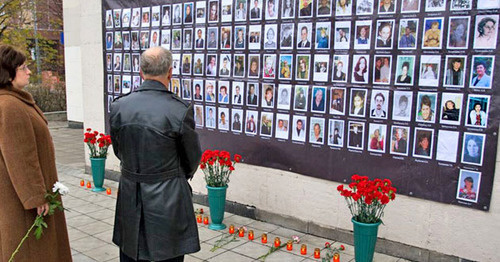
[{"x1": 140, "y1": 47, "x2": 172, "y2": 76}]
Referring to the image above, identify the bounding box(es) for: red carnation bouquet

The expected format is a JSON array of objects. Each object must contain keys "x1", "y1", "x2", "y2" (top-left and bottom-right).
[
  {"x1": 337, "y1": 175, "x2": 397, "y2": 224},
  {"x1": 200, "y1": 150, "x2": 241, "y2": 187},
  {"x1": 83, "y1": 128, "x2": 112, "y2": 158}
]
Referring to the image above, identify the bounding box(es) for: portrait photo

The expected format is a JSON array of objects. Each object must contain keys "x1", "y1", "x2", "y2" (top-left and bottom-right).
[
  {"x1": 474, "y1": 15, "x2": 499, "y2": 49},
  {"x1": 122, "y1": 53, "x2": 131, "y2": 72},
  {"x1": 193, "y1": 53, "x2": 205, "y2": 76},
  {"x1": 395, "y1": 55, "x2": 415, "y2": 86},
  {"x1": 418, "y1": 55, "x2": 441, "y2": 87},
  {"x1": 379, "y1": 0, "x2": 396, "y2": 13},
  {"x1": 392, "y1": 91, "x2": 413, "y2": 122},
  {"x1": 218, "y1": 107, "x2": 230, "y2": 131},
  {"x1": 248, "y1": 25, "x2": 262, "y2": 50},
  {"x1": 470, "y1": 56, "x2": 495, "y2": 89},
  {"x1": 352, "y1": 54, "x2": 369, "y2": 84},
  {"x1": 291, "y1": 115, "x2": 307, "y2": 142},
  {"x1": 450, "y1": 0, "x2": 471, "y2": 10},
  {"x1": 232, "y1": 82, "x2": 244, "y2": 105},
  {"x1": 348, "y1": 121, "x2": 365, "y2": 150},
  {"x1": 443, "y1": 56, "x2": 466, "y2": 88},
  {"x1": 245, "y1": 110, "x2": 259, "y2": 135},
  {"x1": 425, "y1": 0, "x2": 445, "y2": 12},
  {"x1": 297, "y1": 23, "x2": 313, "y2": 49},
  {"x1": 162, "y1": 5, "x2": 171, "y2": 26},
  {"x1": 105, "y1": 10, "x2": 113, "y2": 29},
  {"x1": 356, "y1": 0, "x2": 374, "y2": 15},
  {"x1": 282, "y1": 0, "x2": 295, "y2": 18},
  {"x1": 208, "y1": 0, "x2": 219, "y2": 22},
  {"x1": 336, "y1": 0, "x2": 352, "y2": 15},
  {"x1": 105, "y1": 32, "x2": 113, "y2": 51},
  {"x1": 205, "y1": 80, "x2": 216, "y2": 102},
  {"x1": 262, "y1": 83, "x2": 275, "y2": 108},
  {"x1": 349, "y1": 88, "x2": 367, "y2": 117},
  {"x1": 218, "y1": 81, "x2": 230, "y2": 104},
  {"x1": 171, "y1": 29, "x2": 181, "y2": 50},
  {"x1": 317, "y1": 0, "x2": 332, "y2": 16},
  {"x1": 461, "y1": 133, "x2": 486, "y2": 166},
  {"x1": 131, "y1": 8, "x2": 141, "y2": 27},
  {"x1": 131, "y1": 31, "x2": 140, "y2": 50},
  {"x1": 232, "y1": 109, "x2": 244, "y2": 133},
  {"x1": 235, "y1": 0, "x2": 248, "y2": 21},
  {"x1": 171, "y1": 53, "x2": 180, "y2": 75},
  {"x1": 313, "y1": 54, "x2": 330, "y2": 82},
  {"x1": 332, "y1": 55, "x2": 349, "y2": 82},
  {"x1": 219, "y1": 54, "x2": 232, "y2": 77},
  {"x1": 107, "y1": 75, "x2": 113, "y2": 93},
  {"x1": 264, "y1": 24, "x2": 278, "y2": 49},
  {"x1": 440, "y1": 92, "x2": 463, "y2": 125},
  {"x1": 299, "y1": 0, "x2": 314, "y2": 17},
  {"x1": 309, "y1": 118, "x2": 325, "y2": 145},
  {"x1": 277, "y1": 84, "x2": 292, "y2": 110},
  {"x1": 436, "y1": 130, "x2": 459, "y2": 163},
  {"x1": 328, "y1": 119, "x2": 344, "y2": 147},
  {"x1": 315, "y1": 22, "x2": 331, "y2": 49},
  {"x1": 233, "y1": 54, "x2": 246, "y2": 78},
  {"x1": 221, "y1": 0, "x2": 233, "y2": 22},
  {"x1": 171, "y1": 78, "x2": 180, "y2": 96},
  {"x1": 375, "y1": 20, "x2": 395, "y2": 49},
  {"x1": 456, "y1": 169, "x2": 481, "y2": 203},
  {"x1": 122, "y1": 75, "x2": 131, "y2": 94},
  {"x1": 207, "y1": 27, "x2": 219, "y2": 49},
  {"x1": 141, "y1": 7, "x2": 150, "y2": 27},
  {"x1": 220, "y1": 26, "x2": 232, "y2": 49},
  {"x1": 171, "y1": 4, "x2": 182, "y2": 25},
  {"x1": 390, "y1": 126, "x2": 409, "y2": 156},
  {"x1": 275, "y1": 114, "x2": 290, "y2": 140},
  {"x1": 122, "y1": 32, "x2": 130, "y2": 50},
  {"x1": 279, "y1": 54, "x2": 293, "y2": 80},
  {"x1": 280, "y1": 23, "x2": 295, "y2": 49},
  {"x1": 194, "y1": 105, "x2": 204, "y2": 127},
  {"x1": 106, "y1": 54, "x2": 112, "y2": 72},
  {"x1": 113, "y1": 53, "x2": 122, "y2": 72},
  {"x1": 248, "y1": 54, "x2": 260, "y2": 78},
  {"x1": 373, "y1": 55, "x2": 392, "y2": 85},
  {"x1": 263, "y1": 54, "x2": 276, "y2": 79},
  {"x1": 311, "y1": 86, "x2": 327, "y2": 113},
  {"x1": 415, "y1": 92, "x2": 438, "y2": 123},
  {"x1": 114, "y1": 31, "x2": 122, "y2": 50},
  {"x1": 334, "y1": 21, "x2": 350, "y2": 49},
  {"x1": 113, "y1": 9, "x2": 122, "y2": 28},
  {"x1": 466, "y1": 94, "x2": 490, "y2": 128},
  {"x1": 194, "y1": 27, "x2": 206, "y2": 50},
  {"x1": 196, "y1": 0, "x2": 207, "y2": 24},
  {"x1": 266, "y1": 0, "x2": 278, "y2": 19},
  {"x1": 401, "y1": 0, "x2": 420, "y2": 12},
  {"x1": 249, "y1": 0, "x2": 262, "y2": 20},
  {"x1": 132, "y1": 76, "x2": 141, "y2": 92},
  {"x1": 107, "y1": 95, "x2": 113, "y2": 113},
  {"x1": 296, "y1": 55, "x2": 311, "y2": 81},
  {"x1": 150, "y1": 30, "x2": 160, "y2": 48},
  {"x1": 161, "y1": 29, "x2": 171, "y2": 49},
  {"x1": 260, "y1": 112, "x2": 274, "y2": 137},
  {"x1": 205, "y1": 106, "x2": 216, "y2": 129},
  {"x1": 368, "y1": 123, "x2": 387, "y2": 153},
  {"x1": 330, "y1": 87, "x2": 346, "y2": 115},
  {"x1": 234, "y1": 26, "x2": 246, "y2": 49},
  {"x1": 205, "y1": 54, "x2": 218, "y2": 76},
  {"x1": 151, "y1": 6, "x2": 160, "y2": 27},
  {"x1": 193, "y1": 80, "x2": 204, "y2": 101},
  {"x1": 477, "y1": 0, "x2": 500, "y2": 9},
  {"x1": 422, "y1": 17, "x2": 444, "y2": 49},
  {"x1": 369, "y1": 90, "x2": 389, "y2": 119},
  {"x1": 182, "y1": 79, "x2": 192, "y2": 100},
  {"x1": 247, "y1": 82, "x2": 259, "y2": 106},
  {"x1": 354, "y1": 20, "x2": 372, "y2": 50},
  {"x1": 294, "y1": 85, "x2": 309, "y2": 111},
  {"x1": 413, "y1": 128, "x2": 434, "y2": 159},
  {"x1": 113, "y1": 75, "x2": 121, "y2": 94},
  {"x1": 447, "y1": 16, "x2": 470, "y2": 49},
  {"x1": 398, "y1": 19, "x2": 418, "y2": 49}
]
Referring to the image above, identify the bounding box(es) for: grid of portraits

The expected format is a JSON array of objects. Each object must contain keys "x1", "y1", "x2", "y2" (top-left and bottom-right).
[{"x1": 104, "y1": 0, "x2": 500, "y2": 207}]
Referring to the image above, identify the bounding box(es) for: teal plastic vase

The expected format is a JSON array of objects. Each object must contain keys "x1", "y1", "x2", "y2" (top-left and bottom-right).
[
  {"x1": 352, "y1": 218, "x2": 381, "y2": 262},
  {"x1": 206, "y1": 185, "x2": 228, "y2": 230},
  {"x1": 90, "y1": 157, "x2": 106, "y2": 192}
]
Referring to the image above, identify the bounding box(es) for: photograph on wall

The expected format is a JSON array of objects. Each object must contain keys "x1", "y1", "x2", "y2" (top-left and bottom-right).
[
  {"x1": 206, "y1": 53, "x2": 217, "y2": 76},
  {"x1": 205, "y1": 80, "x2": 216, "y2": 102},
  {"x1": 232, "y1": 81, "x2": 244, "y2": 105},
  {"x1": 123, "y1": 53, "x2": 131, "y2": 72},
  {"x1": 291, "y1": 115, "x2": 307, "y2": 142},
  {"x1": 107, "y1": 75, "x2": 113, "y2": 93},
  {"x1": 106, "y1": 54, "x2": 112, "y2": 71},
  {"x1": 413, "y1": 127, "x2": 434, "y2": 159},
  {"x1": 113, "y1": 75, "x2": 121, "y2": 94},
  {"x1": 369, "y1": 90, "x2": 389, "y2": 119},
  {"x1": 140, "y1": 30, "x2": 150, "y2": 49},
  {"x1": 317, "y1": 0, "x2": 332, "y2": 16},
  {"x1": 171, "y1": 78, "x2": 180, "y2": 96},
  {"x1": 418, "y1": 55, "x2": 441, "y2": 87},
  {"x1": 131, "y1": 8, "x2": 141, "y2": 27},
  {"x1": 249, "y1": 0, "x2": 262, "y2": 20},
  {"x1": 334, "y1": 21, "x2": 350, "y2": 49},
  {"x1": 439, "y1": 92, "x2": 463, "y2": 125},
  {"x1": 131, "y1": 31, "x2": 139, "y2": 50},
  {"x1": 183, "y1": 29, "x2": 192, "y2": 49},
  {"x1": 263, "y1": 54, "x2": 276, "y2": 79},
  {"x1": 114, "y1": 31, "x2": 122, "y2": 50},
  {"x1": 425, "y1": 0, "x2": 445, "y2": 12},
  {"x1": 221, "y1": 26, "x2": 232, "y2": 49},
  {"x1": 415, "y1": 92, "x2": 437, "y2": 123},
  {"x1": 141, "y1": 7, "x2": 150, "y2": 27},
  {"x1": 122, "y1": 75, "x2": 131, "y2": 94},
  {"x1": 443, "y1": 56, "x2": 466, "y2": 88},
  {"x1": 456, "y1": 169, "x2": 481, "y2": 203},
  {"x1": 436, "y1": 130, "x2": 459, "y2": 163},
  {"x1": 234, "y1": 54, "x2": 245, "y2": 78},
  {"x1": 193, "y1": 53, "x2": 205, "y2": 76},
  {"x1": 171, "y1": 53, "x2": 180, "y2": 75},
  {"x1": 315, "y1": 22, "x2": 331, "y2": 49},
  {"x1": 313, "y1": 54, "x2": 329, "y2": 82},
  {"x1": 373, "y1": 55, "x2": 392, "y2": 85},
  {"x1": 247, "y1": 82, "x2": 259, "y2": 106},
  {"x1": 447, "y1": 16, "x2": 470, "y2": 49},
  {"x1": 113, "y1": 9, "x2": 122, "y2": 28},
  {"x1": 294, "y1": 85, "x2": 309, "y2": 112},
  {"x1": 151, "y1": 5, "x2": 160, "y2": 27},
  {"x1": 299, "y1": 0, "x2": 314, "y2": 17},
  {"x1": 218, "y1": 81, "x2": 230, "y2": 104},
  {"x1": 392, "y1": 91, "x2": 412, "y2": 122},
  {"x1": 277, "y1": 84, "x2": 292, "y2": 110},
  {"x1": 348, "y1": 121, "x2": 365, "y2": 150},
  {"x1": 196, "y1": 0, "x2": 206, "y2": 23},
  {"x1": 473, "y1": 14, "x2": 499, "y2": 49},
  {"x1": 332, "y1": 55, "x2": 349, "y2": 82},
  {"x1": 390, "y1": 125, "x2": 409, "y2": 156},
  {"x1": 335, "y1": 0, "x2": 352, "y2": 15},
  {"x1": 171, "y1": 29, "x2": 180, "y2": 50},
  {"x1": 296, "y1": 55, "x2": 311, "y2": 81},
  {"x1": 132, "y1": 76, "x2": 140, "y2": 91},
  {"x1": 282, "y1": 0, "x2": 295, "y2": 18},
  {"x1": 279, "y1": 54, "x2": 293, "y2": 80},
  {"x1": 422, "y1": 17, "x2": 444, "y2": 49},
  {"x1": 379, "y1": 0, "x2": 396, "y2": 13},
  {"x1": 352, "y1": 54, "x2": 369, "y2": 84},
  {"x1": 182, "y1": 53, "x2": 192, "y2": 75},
  {"x1": 450, "y1": 0, "x2": 472, "y2": 10},
  {"x1": 265, "y1": 0, "x2": 278, "y2": 19},
  {"x1": 368, "y1": 123, "x2": 387, "y2": 153},
  {"x1": 218, "y1": 107, "x2": 230, "y2": 131},
  {"x1": 461, "y1": 132, "x2": 486, "y2": 166},
  {"x1": 330, "y1": 87, "x2": 345, "y2": 115},
  {"x1": 234, "y1": 26, "x2": 246, "y2": 49},
  {"x1": 354, "y1": 20, "x2": 372, "y2": 50},
  {"x1": 309, "y1": 117, "x2": 325, "y2": 145},
  {"x1": 349, "y1": 88, "x2": 367, "y2": 117},
  {"x1": 248, "y1": 54, "x2": 260, "y2": 78},
  {"x1": 470, "y1": 56, "x2": 495, "y2": 89},
  {"x1": 193, "y1": 80, "x2": 204, "y2": 101},
  {"x1": 219, "y1": 54, "x2": 232, "y2": 77},
  {"x1": 107, "y1": 95, "x2": 113, "y2": 113},
  {"x1": 394, "y1": 55, "x2": 415, "y2": 86},
  {"x1": 105, "y1": 10, "x2": 113, "y2": 29},
  {"x1": 311, "y1": 86, "x2": 327, "y2": 113},
  {"x1": 297, "y1": 23, "x2": 313, "y2": 49},
  {"x1": 162, "y1": 5, "x2": 171, "y2": 26},
  {"x1": 221, "y1": 0, "x2": 233, "y2": 22},
  {"x1": 150, "y1": 30, "x2": 159, "y2": 47},
  {"x1": 398, "y1": 18, "x2": 418, "y2": 49},
  {"x1": 113, "y1": 53, "x2": 122, "y2": 72},
  {"x1": 194, "y1": 105, "x2": 204, "y2": 127},
  {"x1": 106, "y1": 32, "x2": 113, "y2": 50},
  {"x1": 182, "y1": 79, "x2": 192, "y2": 100},
  {"x1": 466, "y1": 94, "x2": 490, "y2": 128},
  {"x1": 122, "y1": 32, "x2": 130, "y2": 50},
  {"x1": 161, "y1": 29, "x2": 171, "y2": 49},
  {"x1": 235, "y1": 0, "x2": 248, "y2": 21},
  {"x1": 248, "y1": 25, "x2": 262, "y2": 50},
  {"x1": 194, "y1": 28, "x2": 206, "y2": 50},
  {"x1": 245, "y1": 110, "x2": 259, "y2": 135},
  {"x1": 328, "y1": 119, "x2": 344, "y2": 147},
  {"x1": 280, "y1": 23, "x2": 294, "y2": 49},
  {"x1": 356, "y1": 0, "x2": 374, "y2": 15},
  {"x1": 275, "y1": 113, "x2": 290, "y2": 140},
  {"x1": 477, "y1": 0, "x2": 500, "y2": 9},
  {"x1": 232, "y1": 109, "x2": 244, "y2": 132},
  {"x1": 262, "y1": 83, "x2": 275, "y2": 108},
  {"x1": 205, "y1": 106, "x2": 216, "y2": 129},
  {"x1": 260, "y1": 112, "x2": 274, "y2": 137},
  {"x1": 375, "y1": 20, "x2": 395, "y2": 49},
  {"x1": 208, "y1": 0, "x2": 219, "y2": 22},
  {"x1": 207, "y1": 27, "x2": 218, "y2": 49}
]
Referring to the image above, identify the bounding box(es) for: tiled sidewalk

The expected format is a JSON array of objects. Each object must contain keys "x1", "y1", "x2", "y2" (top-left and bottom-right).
[{"x1": 50, "y1": 122, "x2": 405, "y2": 262}]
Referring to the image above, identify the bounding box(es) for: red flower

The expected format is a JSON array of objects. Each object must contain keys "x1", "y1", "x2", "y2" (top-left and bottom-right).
[
  {"x1": 86, "y1": 128, "x2": 91, "y2": 131},
  {"x1": 229, "y1": 166, "x2": 235, "y2": 171},
  {"x1": 340, "y1": 245, "x2": 345, "y2": 250},
  {"x1": 381, "y1": 195, "x2": 389, "y2": 205},
  {"x1": 234, "y1": 154, "x2": 242, "y2": 163},
  {"x1": 324, "y1": 242, "x2": 330, "y2": 248},
  {"x1": 337, "y1": 185, "x2": 344, "y2": 191}
]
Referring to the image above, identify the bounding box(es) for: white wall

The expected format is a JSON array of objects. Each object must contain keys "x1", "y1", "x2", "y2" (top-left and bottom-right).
[{"x1": 64, "y1": 1, "x2": 500, "y2": 261}]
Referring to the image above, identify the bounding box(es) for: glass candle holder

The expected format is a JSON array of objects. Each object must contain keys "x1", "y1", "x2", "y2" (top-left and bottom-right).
[
  {"x1": 286, "y1": 240, "x2": 293, "y2": 251},
  {"x1": 80, "y1": 180, "x2": 85, "y2": 186},
  {"x1": 238, "y1": 227, "x2": 245, "y2": 237},
  {"x1": 333, "y1": 253, "x2": 340, "y2": 262},
  {"x1": 196, "y1": 214, "x2": 202, "y2": 223},
  {"x1": 248, "y1": 230, "x2": 254, "y2": 240},
  {"x1": 86, "y1": 182, "x2": 92, "y2": 188},
  {"x1": 261, "y1": 233, "x2": 268, "y2": 243},
  {"x1": 106, "y1": 188, "x2": 112, "y2": 195},
  {"x1": 203, "y1": 216, "x2": 209, "y2": 225},
  {"x1": 314, "y1": 248, "x2": 321, "y2": 258},
  {"x1": 228, "y1": 224, "x2": 235, "y2": 234},
  {"x1": 274, "y1": 237, "x2": 281, "y2": 247},
  {"x1": 300, "y1": 244, "x2": 307, "y2": 255}
]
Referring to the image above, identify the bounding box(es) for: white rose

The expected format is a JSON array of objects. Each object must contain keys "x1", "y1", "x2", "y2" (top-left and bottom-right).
[{"x1": 52, "y1": 181, "x2": 70, "y2": 196}]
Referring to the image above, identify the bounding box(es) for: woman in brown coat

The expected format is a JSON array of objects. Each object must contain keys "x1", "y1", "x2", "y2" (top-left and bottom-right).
[{"x1": 0, "y1": 45, "x2": 72, "y2": 261}]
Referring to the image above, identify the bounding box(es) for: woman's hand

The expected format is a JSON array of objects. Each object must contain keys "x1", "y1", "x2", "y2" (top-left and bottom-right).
[{"x1": 37, "y1": 203, "x2": 49, "y2": 216}]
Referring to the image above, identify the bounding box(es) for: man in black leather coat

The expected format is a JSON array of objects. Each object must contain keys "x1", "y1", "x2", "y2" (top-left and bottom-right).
[{"x1": 110, "y1": 47, "x2": 201, "y2": 262}]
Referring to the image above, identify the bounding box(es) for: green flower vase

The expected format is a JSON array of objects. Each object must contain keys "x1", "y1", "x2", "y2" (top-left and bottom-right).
[
  {"x1": 90, "y1": 157, "x2": 106, "y2": 192},
  {"x1": 206, "y1": 185, "x2": 228, "y2": 230},
  {"x1": 352, "y1": 218, "x2": 381, "y2": 262}
]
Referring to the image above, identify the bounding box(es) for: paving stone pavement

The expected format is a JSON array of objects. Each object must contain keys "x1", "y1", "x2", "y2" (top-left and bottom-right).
[{"x1": 49, "y1": 122, "x2": 406, "y2": 262}]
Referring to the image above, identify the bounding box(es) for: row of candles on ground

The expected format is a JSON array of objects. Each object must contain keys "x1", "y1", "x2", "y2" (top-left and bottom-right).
[
  {"x1": 196, "y1": 214, "x2": 340, "y2": 261},
  {"x1": 79, "y1": 180, "x2": 112, "y2": 195}
]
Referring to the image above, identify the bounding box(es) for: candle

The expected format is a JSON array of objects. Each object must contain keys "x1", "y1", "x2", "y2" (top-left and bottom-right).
[
  {"x1": 106, "y1": 188, "x2": 112, "y2": 195},
  {"x1": 238, "y1": 227, "x2": 245, "y2": 237},
  {"x1": 248, "y1": 230, "x2": 254, "y2": 240},
  {"x1": 300, "y1": 244, "x2": 307, "y2": 255},
  {"x1": 333, "y1": 253, "x2": 340, "y2": 262},
  {"x1": 196, "y1": 215, "x2": 202, "y2": 223},
  {"x1": 261, "y1": 233, "x2": 267, "y2": 243},
  {"x1": 203, "y1": 216, "x2": 209, "y2": 225},
  {"x1": 274, "y1": 237, "x2": 281, "y2": 247},
  {"x1": 228, "y1": 224, "x2": 235, "y2": 234},
  {"x1": 80, "y1": 180, "x2": 85, "y2": 186},
  {"x1": 286, "y1": 240, "x2": 293, "y2": 251},
  {"x1": 86, "y1": 181, "x2": 92, "y2": 188},
  {"x1": 314, "y1": 248, "x2": 321, "y2": 259}
]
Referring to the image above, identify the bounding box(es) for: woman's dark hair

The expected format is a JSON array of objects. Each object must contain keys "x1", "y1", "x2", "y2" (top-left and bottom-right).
[
  {"x1": 478, "y1": 17, "x2": 496, "y2": 36},
  {"x1": 464, "y1": 176, "x2": 474, "y2": 188},
  {"x1": 402, "y1": 61, "x2": 410, "y2": 70},
  {"x1": 354, "y1": 56, "x2": 367, "y2": 74},
  {"x1": 0, "y1": 45, "x2": 27, "y2": 89},
  {"x1": 420, "y1": 95, "x2": 432, "y2": 108}
]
